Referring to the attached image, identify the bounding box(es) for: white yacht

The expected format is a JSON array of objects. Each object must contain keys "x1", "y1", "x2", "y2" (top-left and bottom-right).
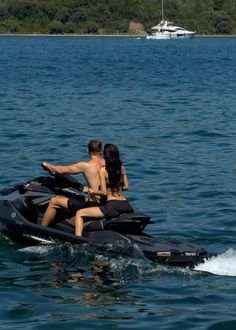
[{"x1": 146, "y1": 0, "x2": 195, "y2": 40}]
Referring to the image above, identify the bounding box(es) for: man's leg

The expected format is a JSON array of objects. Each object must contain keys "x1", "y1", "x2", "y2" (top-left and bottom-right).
[{"x1": 41, "y1": 195, "x2": 69, "y2": 227}]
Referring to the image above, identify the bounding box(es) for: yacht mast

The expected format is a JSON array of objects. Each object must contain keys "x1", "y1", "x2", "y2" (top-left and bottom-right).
[{"x1": 161, "y1": 0, "x2": 164, "y2": 20}]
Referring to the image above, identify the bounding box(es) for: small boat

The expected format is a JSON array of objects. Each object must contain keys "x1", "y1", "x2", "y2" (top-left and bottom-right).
[
  {"x1": 146, "y1": 0, "x2": 195, "y2": 40},
  {"x1": 0, "y1": 169, "x2": 207, "y2": 267}
]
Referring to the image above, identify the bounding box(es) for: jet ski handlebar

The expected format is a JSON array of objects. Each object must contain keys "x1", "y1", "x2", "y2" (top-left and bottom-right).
[{"x1": 41, "y1": 162, "x2": 84, "y2": 192}]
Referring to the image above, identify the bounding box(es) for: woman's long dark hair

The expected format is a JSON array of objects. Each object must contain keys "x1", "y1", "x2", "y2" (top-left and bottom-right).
[{"x1": 103, "y1": 144, "x2": 123, "y2": 193}]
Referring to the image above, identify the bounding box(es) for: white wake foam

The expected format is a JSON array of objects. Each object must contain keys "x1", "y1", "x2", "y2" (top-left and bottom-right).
[
  {"x1": 18, "y1": 244, "x2": 56, "y2": 255},
  {"x1": 195, "y1": 248, "x2": 236, "y2": 276}
]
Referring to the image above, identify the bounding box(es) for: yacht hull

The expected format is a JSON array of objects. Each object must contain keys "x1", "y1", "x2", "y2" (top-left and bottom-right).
[{"x1": 146, "y1": 32, "x2": 195, "y2": 40}]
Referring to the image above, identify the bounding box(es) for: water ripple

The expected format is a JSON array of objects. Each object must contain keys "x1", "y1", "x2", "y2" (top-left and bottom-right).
[{"x1": 0, "y1": 36, "x2": 236, "y2": 329}]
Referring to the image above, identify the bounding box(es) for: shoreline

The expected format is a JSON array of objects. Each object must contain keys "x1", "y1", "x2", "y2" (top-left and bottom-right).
[{"x1": 0, "y1": 33, "x2": 236, "y2": 38}]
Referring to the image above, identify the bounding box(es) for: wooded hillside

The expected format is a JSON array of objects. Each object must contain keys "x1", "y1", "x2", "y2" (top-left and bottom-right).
[{"x1": 0, "y1": 0, "x2": 235, "y2": 35}]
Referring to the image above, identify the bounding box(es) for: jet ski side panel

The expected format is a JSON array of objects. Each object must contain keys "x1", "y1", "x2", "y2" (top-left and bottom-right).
[{"x1": 0, "y1": 201, "x2": 136, "y2": 254}]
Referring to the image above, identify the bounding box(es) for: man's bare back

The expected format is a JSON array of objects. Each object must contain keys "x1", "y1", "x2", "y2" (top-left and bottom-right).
[{"x1": 41, "y1": 139, "x2": 104, "y2": 227}]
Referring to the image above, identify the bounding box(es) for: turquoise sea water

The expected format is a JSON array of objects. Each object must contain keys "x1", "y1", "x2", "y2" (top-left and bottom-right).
[{"x1": 0, "y1": 36, "x2": 236, "y2": 329}]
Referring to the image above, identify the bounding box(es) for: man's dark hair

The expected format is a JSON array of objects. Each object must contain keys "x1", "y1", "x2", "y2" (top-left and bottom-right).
[{"x1": 88, "y1": 139, "x2": 102, "y2": 154}]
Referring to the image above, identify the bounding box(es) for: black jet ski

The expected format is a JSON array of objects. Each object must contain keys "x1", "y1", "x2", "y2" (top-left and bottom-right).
[{"x1": 0, "y1": 170, "x2": 207, "y2": 267}]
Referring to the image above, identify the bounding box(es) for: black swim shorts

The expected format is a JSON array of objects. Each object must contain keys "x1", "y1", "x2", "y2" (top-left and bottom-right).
[
  {"x1": 99, "y1": 200, "x2": 134, "y2": 218},
  {"x1": 67, "y1": 196, "x2": 96, "y2": 214}
]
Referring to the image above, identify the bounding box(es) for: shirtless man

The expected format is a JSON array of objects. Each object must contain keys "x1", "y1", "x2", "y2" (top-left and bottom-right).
[{"x1": 41, "y1": 139, "x2": 105, "y2": 227}]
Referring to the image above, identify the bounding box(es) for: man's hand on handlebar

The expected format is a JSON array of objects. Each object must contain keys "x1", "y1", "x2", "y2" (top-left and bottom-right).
[
  {"x1": 41, "y1": 162, "x2": 56, "y2": 175},
  {"x1": 41, "y1": 161, "x2": 49, "y2": 171}
]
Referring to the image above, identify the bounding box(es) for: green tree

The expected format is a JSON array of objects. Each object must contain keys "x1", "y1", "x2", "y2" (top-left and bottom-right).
[
  {"x1": 4, "y1": 18, "x2": 21, "y2": 33},
  {"x1": 213, "y1": 0, "x2": 224, "y2": 10},
  {"x1": 0, "y1": 2, "x2": 9, "y2": 18},
  {"x1": 211, "y1": 10, "x2": 233, "y2": 33},
  {"x1": 83, "y1": 21, "x2": 98, "y2": 33},
  {"x1": 48, "y1": 20, "x2": 64, "y2": 34},
  {"x1": 64, "y1": 22, "x2": 76, "y2": 33},
  {"x1": 0, "y1": 0, "x2": 235, "y2": 35},
  {"x1": 72, "y1": 10, "x2": 87, "y2": 23}
]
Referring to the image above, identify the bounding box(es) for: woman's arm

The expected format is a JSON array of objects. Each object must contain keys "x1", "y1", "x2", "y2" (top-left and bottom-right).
[
  {"x1": 99, "y1": 167, "x2": 108, "y2": 195},
  {"x1": 122, "y1": 165, "x2": 129, "y2": 190}
]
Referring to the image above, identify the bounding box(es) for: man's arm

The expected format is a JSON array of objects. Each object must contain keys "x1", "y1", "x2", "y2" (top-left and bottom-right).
[{"x1": 42, "y1": 161, "x2": 86, "y2": 174}]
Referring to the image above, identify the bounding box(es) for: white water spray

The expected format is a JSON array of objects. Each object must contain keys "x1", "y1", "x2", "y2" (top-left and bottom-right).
[
  {"x1": 19, "y1": 244, "x2": 56, "y2": 255},
  {"x1": 195, "y1": 248, "x2": 236, "y2": 276}
]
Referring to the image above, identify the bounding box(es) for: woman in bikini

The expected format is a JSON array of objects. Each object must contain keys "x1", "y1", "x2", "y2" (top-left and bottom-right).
[{"x1": 74, "y1": 143, "x2": 133, "y2": 236}]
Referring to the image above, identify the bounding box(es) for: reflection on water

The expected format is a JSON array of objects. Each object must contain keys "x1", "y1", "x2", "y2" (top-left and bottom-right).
[
  {"x1": 0, "y1": 238, "x2": 235, "y2": 328},
  {"x1": 17, "y1": 242, "x2": 198, "y2": 287},
  {"x1": 48, "y1": 260, "x2": 123, "y2": 292}
]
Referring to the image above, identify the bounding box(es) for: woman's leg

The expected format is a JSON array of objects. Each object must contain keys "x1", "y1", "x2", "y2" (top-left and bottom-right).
[
  {"x1": 75, "y1": 207, "x2": 104, "y2": 236},
  {"x1": 42, "y1": 196, "x2": 69, "y2": 227}
]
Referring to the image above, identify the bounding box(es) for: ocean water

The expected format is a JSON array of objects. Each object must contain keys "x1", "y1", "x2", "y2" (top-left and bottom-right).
[{"x1": 0, "y1": 35, "x2": 236, "y2": 329}]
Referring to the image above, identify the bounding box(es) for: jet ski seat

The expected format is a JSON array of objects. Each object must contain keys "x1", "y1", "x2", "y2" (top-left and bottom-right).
[
  {"x1": 54, "y1": 212, "x2": 152, "y2": 235},
  {"x1": 84, "y1": 212, "x2": 152, "y2": 235}
]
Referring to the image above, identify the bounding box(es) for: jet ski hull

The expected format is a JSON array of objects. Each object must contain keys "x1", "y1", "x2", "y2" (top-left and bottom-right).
[{"x1": 0, "y1": 174, "x2": 208, "y2": 267}]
